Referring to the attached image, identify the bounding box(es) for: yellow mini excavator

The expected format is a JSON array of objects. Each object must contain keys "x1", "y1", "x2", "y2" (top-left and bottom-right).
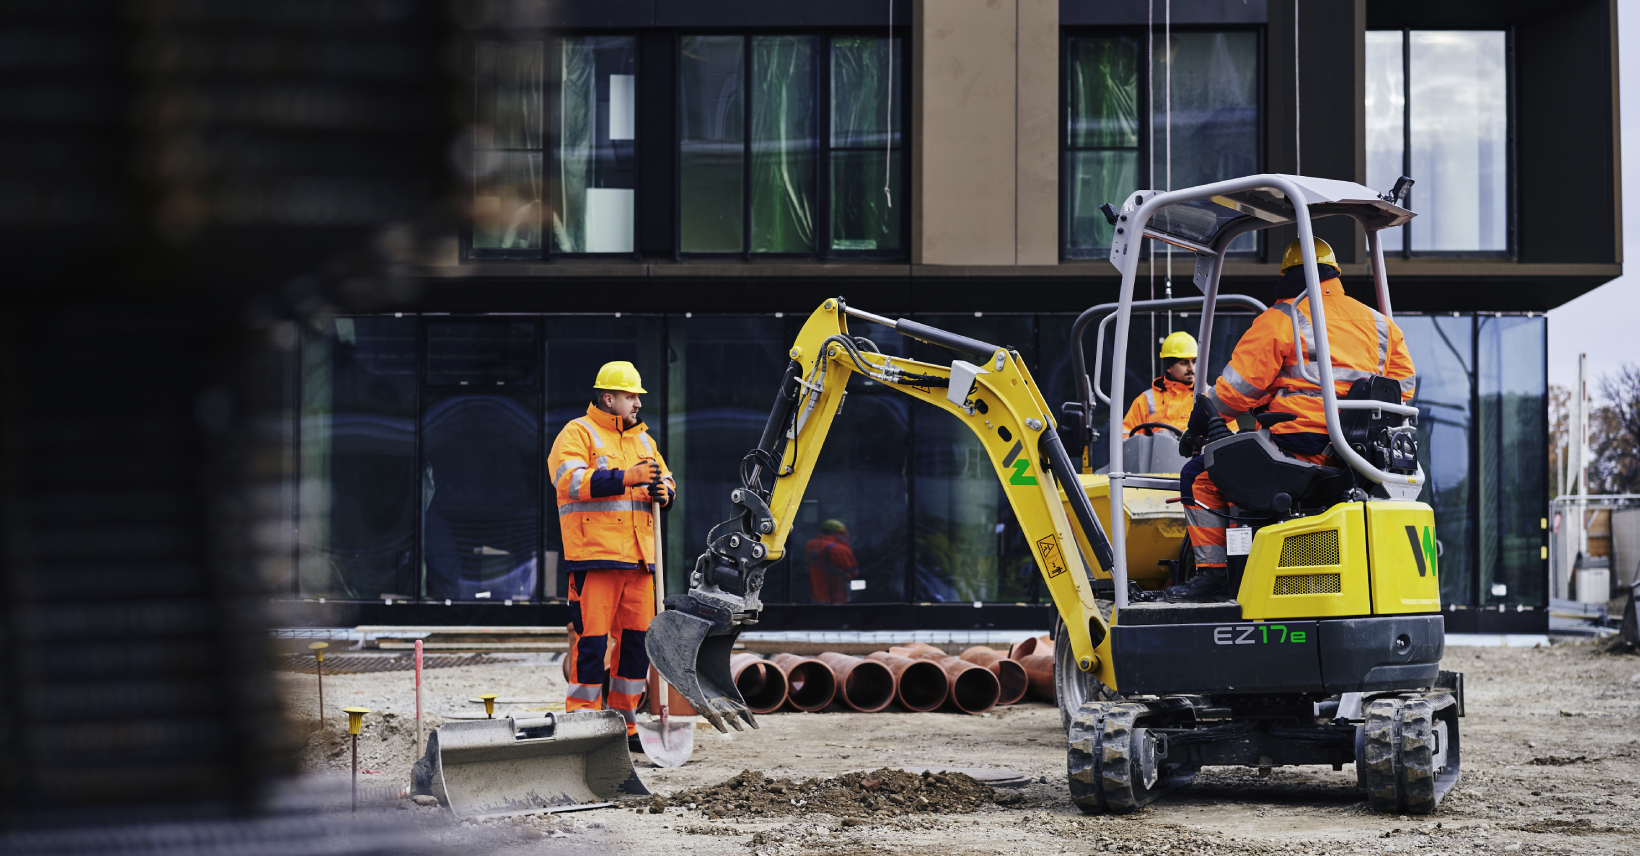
[{"x1": 648, "y1": 174, "x2": 1462, "y2": 815}]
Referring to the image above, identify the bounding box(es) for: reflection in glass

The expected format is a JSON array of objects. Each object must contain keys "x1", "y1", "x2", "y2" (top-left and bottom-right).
[
  {"x1": 1364, "y1": 32, "x2": 1406, "y2": 252},
  {"x1": 830, "y1": 36, "x2": 902, "y2": 252},
  {"x1": 1410, "y1": 31, "x2": 1507, "y2": 252},
  {"x1": 472, "y1": 152, "x2": 543, "y2": 250},
  {"x1": 473, "y1": 42, "x2": 543, "y2": 251},
  {"x1": 1064, "y1": 36, "x2": 1139, "y2": 256},
  {"x1": 426, "y1": 321, "x2": 538, "y2": 388},
  {"x1": 1476, "y1": 316, "x2": 1546, "y2": 605},
  {"x1": 1152, "y1": 31, "x2": 1259, "y2": 252},
  {"x1": 751, "y1": 36, "x2": 817, "y2": 253},
  {"x1": 421, "y1": 395, "x2": 541, "y2": 601},
  {"x1": 680, "y1": 36, "x2": 746, "y2": 252},
  {"x1": 1398, "y1": 316, "x2": 1474, "y2": 606},
  {"x1": 552, "y1": 37, "x2": 637, "y2": 253},
  {"x1": 298, "y1": 317, "x2": 418, "y2": 599}
]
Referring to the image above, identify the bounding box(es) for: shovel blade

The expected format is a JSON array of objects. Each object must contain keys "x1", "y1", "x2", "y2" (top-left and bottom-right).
[
  {"x1": 635, "y1": 719, "x2": 696, "y2": 768},
  {"x1": 645, "y1": 610, "x2": 756, "y2": 733}
]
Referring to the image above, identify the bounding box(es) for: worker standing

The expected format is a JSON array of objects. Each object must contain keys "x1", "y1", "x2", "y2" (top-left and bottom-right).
[
  {"x1": 1169, "y1": 238, "x2": 1415, "y2": 602},
  {"x1": 548, "y1": 361, "x2": 675, "y2": 748},
  {"x1": 805, "y1": 519, "x2": 858, "y2": 604},
  {"x1": 1120, "y1": 331, "x2": 1199, "y2": 436}
]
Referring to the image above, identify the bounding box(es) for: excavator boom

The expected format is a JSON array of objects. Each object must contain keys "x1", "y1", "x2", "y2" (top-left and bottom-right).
[{"x1": 647, "y1": 298, "x2": 1119, "y2": 731}]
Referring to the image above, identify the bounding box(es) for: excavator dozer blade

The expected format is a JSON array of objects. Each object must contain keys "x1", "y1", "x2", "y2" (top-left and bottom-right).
[{"x1": 646, "y1": 610, "x2": 757, "y2": 733}]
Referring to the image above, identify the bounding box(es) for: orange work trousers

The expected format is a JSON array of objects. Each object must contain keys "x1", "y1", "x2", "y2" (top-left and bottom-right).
[
  {"x1": 566, "y1": 566, "x2": 654, "y2": 735},
  {"x1": 1187, "y1": 449, "x2": 1332, "y2": 569}
]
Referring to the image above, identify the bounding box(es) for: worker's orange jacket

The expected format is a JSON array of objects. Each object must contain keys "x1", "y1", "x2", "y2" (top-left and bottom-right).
[
  {"x1": 1121, "y1": 376, "x2": 1195, "y2": 436},
  {"x1": 548, "y1": 404, "x2": 675, "y2": 572},
  {"x1": 1208, "y1": 280, "x2": 1415, "y2": 438}
]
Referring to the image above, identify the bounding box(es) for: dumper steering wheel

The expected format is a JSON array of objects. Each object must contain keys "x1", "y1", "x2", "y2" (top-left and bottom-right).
[{"x1": 1126, "y1": 422, "x2": 1184, "y2": 438}]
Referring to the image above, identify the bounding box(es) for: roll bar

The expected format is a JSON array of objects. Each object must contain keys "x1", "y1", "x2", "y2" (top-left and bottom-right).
[
  {"x1": 1069, "y1": 295, "x2": 1269, "y2": 413},
  {"x1": 1102, "y1": 174, "x2": 1425, "y2": 610}
]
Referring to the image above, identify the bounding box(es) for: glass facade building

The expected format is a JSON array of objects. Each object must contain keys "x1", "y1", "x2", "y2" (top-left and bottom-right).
[{"x1": 290, "y1": 309, "x2": 1548, "y2": 615}]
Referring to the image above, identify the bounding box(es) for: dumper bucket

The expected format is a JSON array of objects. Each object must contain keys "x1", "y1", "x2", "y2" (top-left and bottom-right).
[
  {"x1": 646, "y1": 610, "x2": 756, "y2": 733},
  {"x1": 411, "y1": 711, "x2": 648, "y2": 818}
]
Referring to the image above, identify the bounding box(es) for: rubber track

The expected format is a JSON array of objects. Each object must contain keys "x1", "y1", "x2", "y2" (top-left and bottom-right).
[
  {"x1": 1362, "y1": 694, "x2": 1454, "y2": 815},
  {"x1": 1100, "y1": 704, "x2": 1143, "y2": 812},
  {"x1": 1067, "y1": 701, "x2": 1111, "y2": 814},
  {"x1": 1398, "y1": 697, "x2": 1437, "y2": 814},
  {"x1": 1362, "y1": 698, "x2": 1402, "y2": 812}
]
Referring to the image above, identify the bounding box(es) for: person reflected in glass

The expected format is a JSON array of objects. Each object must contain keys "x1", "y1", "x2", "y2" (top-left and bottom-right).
[{"x1": 805, "y1": 519, "x2": 858, "y2": 605}]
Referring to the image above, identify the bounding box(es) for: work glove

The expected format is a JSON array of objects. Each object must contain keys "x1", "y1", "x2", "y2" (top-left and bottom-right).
[
  {"x1": 647, "y1": 471, "x2": 671, "y2": 506},
  {"x1": 1183, "y1": 393, "x2": 1232, "y2": 451},
  {"x1": 622, "y1": 460, "x2": 660, "y2": 487}
]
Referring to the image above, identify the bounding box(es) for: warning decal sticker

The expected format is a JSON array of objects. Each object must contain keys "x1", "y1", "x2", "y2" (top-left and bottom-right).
[{"x1": 1036, "y1": 534, "x2": 1067, "y2": 578}]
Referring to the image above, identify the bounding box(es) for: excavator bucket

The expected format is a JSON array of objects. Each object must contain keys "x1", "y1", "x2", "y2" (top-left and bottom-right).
[
  {"x1": 411, "y1": 711, "x2": 648, "y2": 818},
  {"x1": 646, "y1": 610, "x2": 756, "y2": 733}
]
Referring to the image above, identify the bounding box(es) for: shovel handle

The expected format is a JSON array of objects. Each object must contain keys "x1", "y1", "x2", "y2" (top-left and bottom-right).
[{"x1": 652, "y1": 496, "x2": 670, "y2": 696}]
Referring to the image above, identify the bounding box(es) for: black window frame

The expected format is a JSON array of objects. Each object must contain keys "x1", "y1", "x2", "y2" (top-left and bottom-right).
[
  {"x1": 1369, "y1": 27, "x2": 1516, "y2": 260},
  {"x1": 1058, "y1": 24, "x2": 1265, "y2": 262},
  {"x1": 463, "y1": 32, "x2": 644, "y2": 263},
  {"x1": 673, "y1": 30, "x2": 911, "y2": 261}
]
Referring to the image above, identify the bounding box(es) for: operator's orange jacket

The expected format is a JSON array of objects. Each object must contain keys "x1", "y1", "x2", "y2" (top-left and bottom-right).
[
  {"x1": 1207, "y1": 280, "x2": 1415, "y2": 440},
  {"x1": 548, "y1": 404, "x2": 675, "y2": 571},
  {"x1": 1121, "y1": 376, "x2": 1195, "y2": 436}
]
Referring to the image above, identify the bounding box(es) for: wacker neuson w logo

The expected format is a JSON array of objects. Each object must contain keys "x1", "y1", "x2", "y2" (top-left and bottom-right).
[{"x1": 1404, "y1": 525, "x2": 1438, "y2": 578}]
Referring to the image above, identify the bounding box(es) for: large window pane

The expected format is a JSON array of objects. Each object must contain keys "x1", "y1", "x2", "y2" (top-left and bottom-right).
[
  {"x1": 751, "y1": 36, "x2": 817, "y2": 253},
  {"x1": 473, "y1": 42, "x2": 543, "y2": 252},
  {"x1": 1477, "y1": 316, "x2": 1546, "y2": 606},
  {"x1": 298, "y1": 317, "x2": 418, "y2": 599},
  {"x1": 551, "y1": 37, "x2": 637, "y2": 254},
  {"x1": 1399, "y1": 316, "x2": 1475, "y2": 607},
  {"x1": 680, "y1": 36, "x2": 746, "y2": 252},
  {"x1": 830, "y1": 36, "x2": 902, "y2": 252},
  {"x1": 1365, "y1": 31, "x2": 1406, "y2": 253},
  {"x1": 1154, "y1": 31, "x2": 1259, "y2": 252},
  {"x1": 421, "y1": 394, "x2": 541, "y2": 601},
  {"x1": 1064, "y1": 36, "x2": 1140, "y2": 256},
  {"x1": 911, "y1": 315, "x2": 1038, "y2": 603},
  {"x1": 426, "y1": 321, "x2": 538, "y2": 389},
  {"x1": 1409, "y1": 32, "x2": 1508, "y2": 252}
]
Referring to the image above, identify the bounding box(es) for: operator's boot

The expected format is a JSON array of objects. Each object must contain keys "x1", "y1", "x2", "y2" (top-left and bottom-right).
[{"x1": 1162, "y1": 567, "x2": 1230, "y2": 603}]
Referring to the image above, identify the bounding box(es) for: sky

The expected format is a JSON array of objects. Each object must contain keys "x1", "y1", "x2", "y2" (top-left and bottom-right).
[{"x1": 1545, "y1": 1, "x2": 1640, "y2": 397}]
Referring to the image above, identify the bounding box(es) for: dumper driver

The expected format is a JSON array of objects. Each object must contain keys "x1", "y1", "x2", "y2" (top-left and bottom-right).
[
  {"x1": 548, "y1": 361, "x2": 675, "y2": 748},
  {"x1": 1121, "y1": 331, "x2": 1199, "y2": 436},
  {"x1": 805, "y1": 519, "x2": 858, "y2": 604},
  {"x1": 1167, "y1": 238, "x2": 1415, "y2": 602}
]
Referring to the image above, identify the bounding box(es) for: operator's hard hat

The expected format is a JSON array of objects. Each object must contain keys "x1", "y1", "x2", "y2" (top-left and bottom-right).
[
  {"x1": 593, "y1": 361, "x2": 647, "y2": 394},
  {"x1": 1280, "y1": 237, "x2": 1340, "y2": 274},
  {"x1": 1159, "y1": 331, "x2": 1198, "y2": 360},
  {"x1": 820, "y1": 519, "x2": 848, "y2": 535}
]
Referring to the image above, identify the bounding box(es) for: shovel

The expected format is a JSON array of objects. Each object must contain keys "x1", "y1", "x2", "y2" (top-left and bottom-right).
[{"x1": 635, "y1": 494, "x2": 695, "y2": 767}]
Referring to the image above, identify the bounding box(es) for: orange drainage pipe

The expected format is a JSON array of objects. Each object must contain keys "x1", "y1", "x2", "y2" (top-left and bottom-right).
[
  {"x1": 769, "y1": 653, "x2": 838, "y2": 712},
  {"x1": 892, "y1": 646, "x2": 1000, "y2": 714},
  {"x1": 958, "y1": 646, "x2": 1029, "y2": 706},
  {"x1": 729, "y1": 653, "x2": 790, "y2": 715},
  {"x1": 816, "y1": 653, "x2": 895, "y2": 713},
  {"x1": 865, "y1": 652, "x2": 948, "y2": 712},
  {"x1": 1008, "y1": 634, "x2": 1053, "y2": 662},
  {"x1": 1018, "y1": 652, "x2": 1055, "y2": 700}
]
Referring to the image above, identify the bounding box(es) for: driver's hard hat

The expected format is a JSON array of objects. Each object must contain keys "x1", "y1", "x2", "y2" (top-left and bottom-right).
[
  {"x1": 1159, "y1": 331, "x2": 1197, "y2": 360},
  {"x1": 1279, "y1": 237, "x2": 1340, "y2": 274},
  {"x1": 593, "y1": 361, "x2": 647, "y2": 394}
]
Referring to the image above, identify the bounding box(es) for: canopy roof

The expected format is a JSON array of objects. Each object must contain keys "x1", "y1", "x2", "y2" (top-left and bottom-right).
[{"x1": 1121, "y1": 174, "x2": 1416, "y2": 254}]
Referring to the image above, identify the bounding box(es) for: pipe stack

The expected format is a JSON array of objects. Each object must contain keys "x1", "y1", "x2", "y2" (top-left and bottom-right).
[
  {"x1": 891, "y1": 644, "x2": 1000, "y2": 714},
  {"x1": 958, "y1": 646, "x2": 1029, "y2": 705},
  {"x1": 816, "y1": 653, "x2": 895, "y2": 713},
  {"x1": 1009, "y1": 635, "x2": 1056, "y2": 701},
  {"x1": 769, "y1": 654, "x2": 838, "y2": 712},
  {"x1": 730, "y1": 653, "x2": 790, "y2": 714},
  {"x1": 864, "y1": 651, "x2": 949, "y2": 711}
]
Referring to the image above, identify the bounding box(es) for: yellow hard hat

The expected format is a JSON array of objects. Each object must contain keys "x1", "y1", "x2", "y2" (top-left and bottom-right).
[
  {"x1": 821, "y1": 519, "x2": 848, "y2": 535},
  {"x1": 1280, "y1": 237, "x2": 1340, "y2": 273},
  {"x1": 1159, "y1": 331, "x2": 1197, "y2": 360},
  {"x1": 593, "y1": 360, "x2": 647, "y2": 394}
]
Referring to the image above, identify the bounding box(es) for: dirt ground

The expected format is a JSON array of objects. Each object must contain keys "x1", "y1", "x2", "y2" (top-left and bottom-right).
[{"x1": 279, "y1": 638, "x2": 1640, "y2": 855}]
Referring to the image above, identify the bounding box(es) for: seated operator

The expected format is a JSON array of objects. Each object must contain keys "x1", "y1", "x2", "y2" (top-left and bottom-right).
[
  {"x1": 1121, "y1": 331, "x2": 1199, "y2": 436},
  {"x1": 1164, "y1": 238, "x2": 1416, "y2": 603}
]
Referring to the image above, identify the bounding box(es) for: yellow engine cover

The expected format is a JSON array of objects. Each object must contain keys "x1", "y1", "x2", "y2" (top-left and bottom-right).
[
  {"x1": 1237, "y1": 502, "x2": 1372, "y2": 620},
  {"x1": 1364, "y1": 501, "x2": 1442, "y2": 614},
  {"x1": 1059, "y1": 475, "x2": 1187, "y2": 590}
]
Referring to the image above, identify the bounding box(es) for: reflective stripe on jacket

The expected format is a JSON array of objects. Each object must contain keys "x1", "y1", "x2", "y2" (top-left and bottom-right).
[
  {"x1": 549, "y1": 404, "x2": 675, "y2": 569},
  {"x1": 1121, "y1": 376, "x2": 1194, "y2": 436},
  {"x1": 1208, "y1": 281, "x2": 1415, "y2": 437}
]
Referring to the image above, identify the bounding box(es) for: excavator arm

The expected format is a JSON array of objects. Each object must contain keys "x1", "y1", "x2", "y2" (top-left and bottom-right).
[{"x1": 646, "y1": 298, "x2": 1120, "y2": 732}]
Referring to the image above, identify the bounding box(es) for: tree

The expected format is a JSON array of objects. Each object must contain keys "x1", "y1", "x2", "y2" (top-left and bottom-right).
[
  {"x1": 1549, "y1": 384, "x2": 1571, "y2": 495},
  {"x1": 1590, "y1": 364, "x2": 1640, "y2": 494}
]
